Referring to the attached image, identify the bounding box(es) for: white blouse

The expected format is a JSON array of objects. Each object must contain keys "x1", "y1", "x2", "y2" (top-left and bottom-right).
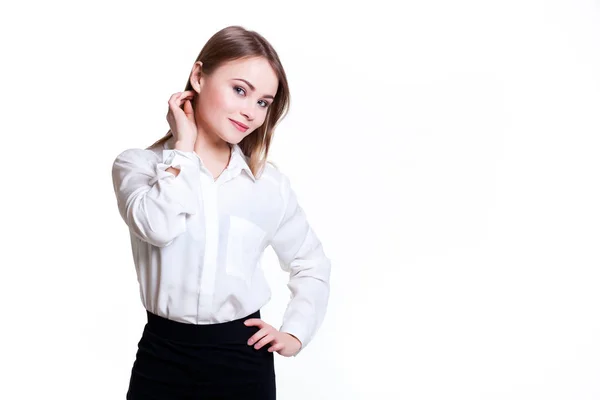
[{"x1": 111, "y1": 136, "x2": 331, "y2": 354}]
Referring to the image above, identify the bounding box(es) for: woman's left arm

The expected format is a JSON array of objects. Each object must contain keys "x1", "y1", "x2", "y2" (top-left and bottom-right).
[{"x1": 268, "y1": 173, "x2": 332, "y2": 356}]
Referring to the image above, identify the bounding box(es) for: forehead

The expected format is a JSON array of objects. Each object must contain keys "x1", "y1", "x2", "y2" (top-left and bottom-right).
[{"x1": 213, "y1": 57, "x2": 279, "y2": 94}]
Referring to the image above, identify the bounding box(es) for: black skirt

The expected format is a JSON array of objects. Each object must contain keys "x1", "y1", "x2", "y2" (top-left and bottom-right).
[{"x1": 126, "y1": 309, "x2": 276, "y2": 400}]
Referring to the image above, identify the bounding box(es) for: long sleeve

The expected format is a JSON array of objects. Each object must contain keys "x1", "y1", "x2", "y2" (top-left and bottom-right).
[
  {"x1": 111, "y1": 148, "x2": 202, "y2": 247},
  {"x1": 269, "y1": 173, "x2": 331, "y2": 356}
]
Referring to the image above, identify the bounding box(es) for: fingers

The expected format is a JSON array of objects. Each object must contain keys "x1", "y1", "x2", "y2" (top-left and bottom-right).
[
  {"x1": 167, "y1": 92, "x2": 183, "y2": 109},
  {"x1": 245, "y1": 319, "x2": 280, "y2": 350},
  {"x1": 168, "y1": 91, "x2": 195, "y2": 111},
  {"x1": 268, "y1": 342, "x2": 285, "y2": 353},
  {"x1": 247, "y1": 326, "x2": 271, "y2": 346},
  {"x1": 253, "y1": 333, "x2": 276, "y2": 350},
  {"x1": 243, "y1": 318, "x2": 265, "y2": 327},
  {"x1": 165, "y1": 91, "x2": 198, "y2": 146},
  {"x1": 243, "y1": 319, "x2": 295, "y2": 354},
  {"x1": 179, "y1": 90, "x2": 195, "y2": 103},
  {"x1": 166, "y1": 92, "x2": 181, "y2": 119},
  {"x1": 183, "y1": 96, "x2": 194, "y2": 119}
]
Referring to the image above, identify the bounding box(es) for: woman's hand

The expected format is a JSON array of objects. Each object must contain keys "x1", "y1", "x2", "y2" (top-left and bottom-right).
[
  {"x1": 166, "y1": 91, "x2": 198, "y2": 150},
  {"x1": 244, "y1": 318, "x2": 302, "y2": 357}
]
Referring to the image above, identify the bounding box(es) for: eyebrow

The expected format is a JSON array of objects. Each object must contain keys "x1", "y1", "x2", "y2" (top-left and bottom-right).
[{"x1": 233, "y1": 78, "x2": 275, "y2": 100}]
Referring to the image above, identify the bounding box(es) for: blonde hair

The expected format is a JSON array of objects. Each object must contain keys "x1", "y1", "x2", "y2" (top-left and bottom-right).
[{"x1": 150, "y1": 25, "x2": 291, "y2": 178}]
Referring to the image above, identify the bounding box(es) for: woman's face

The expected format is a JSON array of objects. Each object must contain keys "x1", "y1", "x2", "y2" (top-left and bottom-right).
[{"x1": 191, "y1": 57, "x2": 279, "y2": 144}]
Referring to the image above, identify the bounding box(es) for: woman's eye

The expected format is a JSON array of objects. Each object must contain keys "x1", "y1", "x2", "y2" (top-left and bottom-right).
[{"x1": 235, "y1": 86, "x2": 268, "y2": 108}]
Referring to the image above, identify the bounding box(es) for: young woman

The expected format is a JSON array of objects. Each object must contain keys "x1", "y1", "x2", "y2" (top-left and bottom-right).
[{"x1": 111, "y1": 25, "x2": 331, "y2": 399}]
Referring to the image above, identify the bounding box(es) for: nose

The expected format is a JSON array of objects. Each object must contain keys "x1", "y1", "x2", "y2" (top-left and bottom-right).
[{"x1": 240, "y1": 105, "x2": 254, "y2": 121}]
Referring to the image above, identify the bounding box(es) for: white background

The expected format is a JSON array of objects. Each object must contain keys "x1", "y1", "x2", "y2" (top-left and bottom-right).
[{"x1": 1, "y1": 0, "x2": 599, "y2": 399}]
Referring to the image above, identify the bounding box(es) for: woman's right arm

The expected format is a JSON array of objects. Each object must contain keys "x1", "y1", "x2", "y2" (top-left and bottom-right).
[{"x1": 111, "y1": 146, "x2": 201, "y2": 247}]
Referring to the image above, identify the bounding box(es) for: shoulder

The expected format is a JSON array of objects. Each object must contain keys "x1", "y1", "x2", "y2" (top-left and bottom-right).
[
  {"x1": 259, "y1": 161, "x2": 296, "y2": 202},
  {"x1": 112, "y1": 147, "x2": 161, "y2": 172},
  {"x1": 113, "y1": 138, "x2": 167, "y2": 164},
  {"x1": 260, "y1": 161, "x2": 291, "y2": 186}
]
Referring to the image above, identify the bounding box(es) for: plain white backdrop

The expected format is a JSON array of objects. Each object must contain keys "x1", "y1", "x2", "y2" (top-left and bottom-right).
[{"x1": 1, "y1": 0, "x2": 599, "y2": 399}]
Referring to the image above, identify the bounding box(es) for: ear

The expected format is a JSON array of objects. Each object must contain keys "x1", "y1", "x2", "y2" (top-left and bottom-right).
[{"x1": 189, "y1": 61, "x2": 203, "y2": 94}]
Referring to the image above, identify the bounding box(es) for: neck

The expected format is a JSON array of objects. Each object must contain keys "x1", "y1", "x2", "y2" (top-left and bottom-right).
[{"x1": 193, "y1": 123, "x2": 231, "y2": 161}]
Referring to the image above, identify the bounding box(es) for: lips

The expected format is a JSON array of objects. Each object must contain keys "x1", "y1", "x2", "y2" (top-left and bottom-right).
[{"x1": 229, "y1": 118, "x2": 249, "y2": 132}]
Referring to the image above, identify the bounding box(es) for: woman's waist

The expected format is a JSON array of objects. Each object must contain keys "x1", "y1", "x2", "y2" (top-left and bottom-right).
[{"x1": 144, "y1": 308, "x2": 262, "y2": 345}]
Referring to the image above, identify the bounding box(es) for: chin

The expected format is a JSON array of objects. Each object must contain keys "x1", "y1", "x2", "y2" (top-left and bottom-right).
[
  {"x1": 219, "y1": 127, "x2": 253, "y2": 145},
  {"x1": 218, "y1": 132, "x2": 241, "y2": 144}
]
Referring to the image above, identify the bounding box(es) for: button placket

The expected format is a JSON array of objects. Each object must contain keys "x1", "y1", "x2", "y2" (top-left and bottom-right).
[{"x1": 196, "y1": 169, "x2": 219, "y2": 320}]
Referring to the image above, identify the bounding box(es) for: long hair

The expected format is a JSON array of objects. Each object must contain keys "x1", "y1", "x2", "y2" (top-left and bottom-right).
[{"x1": 149, "y1": 25, "x2": 290, "y2": 178}]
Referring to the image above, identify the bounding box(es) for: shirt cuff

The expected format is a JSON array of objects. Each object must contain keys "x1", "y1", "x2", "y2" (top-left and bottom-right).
[
  {"x1": 160, "y1": 149, "x2": 199, "y2": 169},
  {"x1": 280, "y1": 321, "x2": 309, "y2": 357},
  {"x1": 150, "y1": 149, "x2": 201, "y2": 215}
]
